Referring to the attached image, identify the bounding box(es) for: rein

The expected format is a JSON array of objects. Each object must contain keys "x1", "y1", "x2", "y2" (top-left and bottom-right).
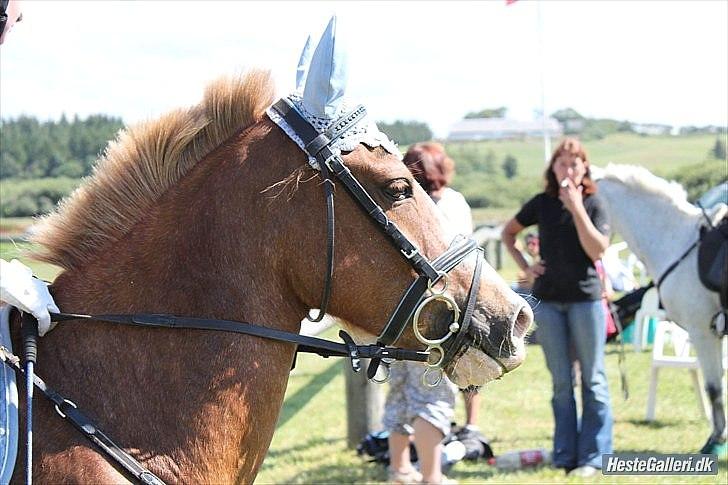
[
  {"x1": 47, "y1": 311, "x2": 429, "y2": 365},
  {"x1": 655, "y1": 238, "x2": 699, "y2": 290}
]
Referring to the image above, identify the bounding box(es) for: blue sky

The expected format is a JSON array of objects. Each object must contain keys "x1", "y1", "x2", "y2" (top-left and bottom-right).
[{"x1": 0, "y1": 1, "x2": 726, "y2": 137}]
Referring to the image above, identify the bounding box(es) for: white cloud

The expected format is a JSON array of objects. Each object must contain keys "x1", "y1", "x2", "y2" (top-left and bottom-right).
[{"x1": 1, "y1": 0, "x2": 726, "y2": 138}]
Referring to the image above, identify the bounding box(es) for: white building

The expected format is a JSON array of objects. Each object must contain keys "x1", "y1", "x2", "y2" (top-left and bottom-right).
[
  {"x1": 631, "y1": 123, "x2": 673, "y2": 136},
  {"x1": 447, "y1": 117, "x2": 563, "y2": 141}
]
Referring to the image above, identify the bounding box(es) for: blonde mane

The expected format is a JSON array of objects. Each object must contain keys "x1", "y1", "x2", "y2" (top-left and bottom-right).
[
  {"x1": 601, "y1": 163, "x2": 698, "y2": 214},
  {"x1": 30, "y1": 70, "x2": 275, "y2": 270}
]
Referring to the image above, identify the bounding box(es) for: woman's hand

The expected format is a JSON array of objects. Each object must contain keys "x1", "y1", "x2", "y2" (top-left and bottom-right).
[
  {"x1": 0, "y1": 258, "x2": 59, "y2": 336},
  {"x1": 558, "y1": 178, "x2": 584, "y2": 214},
  {"x1": 524, "y1": 261, "x2": 546, "y2": 284}
]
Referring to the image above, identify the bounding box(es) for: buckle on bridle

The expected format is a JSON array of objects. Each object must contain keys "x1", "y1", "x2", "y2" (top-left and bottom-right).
[{"x1": 401, "y1": 247, "x2": 420, "y2": 260}]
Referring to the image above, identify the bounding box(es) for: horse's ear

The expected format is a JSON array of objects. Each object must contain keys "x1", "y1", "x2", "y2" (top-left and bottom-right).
[
  {"x1": 302, "y1": 16, "x2": 347, "y2": 118},
  {"x1": 295, "y1": 35, "x2": 314, "y2": 92}
]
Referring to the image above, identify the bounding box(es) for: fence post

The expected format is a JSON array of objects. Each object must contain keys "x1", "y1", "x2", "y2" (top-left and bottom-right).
[
  {"x1": 496, "y1": 239, "x2": 503, "y2": 270},
  {"x1": 344, "y1": 359, "x2": 385, "y2": 449}
]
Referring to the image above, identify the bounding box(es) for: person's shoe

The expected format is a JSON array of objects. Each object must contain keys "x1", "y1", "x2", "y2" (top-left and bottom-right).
[
  {"x1": 388, "y1": 466, "x2": 423, "y2": 484},
  {"x1": 567, "y1": 465, "x2": 599, "y2": 478},
  {"x1": 422, "y1": 475, "x2": 457, "y2": 485}
]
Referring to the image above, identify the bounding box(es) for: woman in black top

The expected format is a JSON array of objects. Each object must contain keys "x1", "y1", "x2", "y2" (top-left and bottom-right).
[{"x1": 502, "y1": 138, "x2": 613, "y2": 478}]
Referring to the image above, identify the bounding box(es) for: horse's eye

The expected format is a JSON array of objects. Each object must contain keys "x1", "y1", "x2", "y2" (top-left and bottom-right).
[{"x1": 384, "y1": 179, "x2": 412, "y2": 202}]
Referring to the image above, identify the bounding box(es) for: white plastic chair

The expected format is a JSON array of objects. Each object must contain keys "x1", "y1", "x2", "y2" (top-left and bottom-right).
[
  {"x1": 645, "y1": 321, "x2": 710, "y2": 421},
  {"x1": 633, "y1": 287, "x2": 666, "y2": 352}
]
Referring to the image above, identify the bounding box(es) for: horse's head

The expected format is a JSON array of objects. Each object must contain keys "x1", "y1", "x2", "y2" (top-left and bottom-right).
[{"x1": 270, "y1": 18, "x2": 532, "y2": 387}]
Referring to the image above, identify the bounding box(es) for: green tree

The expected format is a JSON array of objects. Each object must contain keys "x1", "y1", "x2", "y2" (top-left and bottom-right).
[
  {"x1": 0, "y1": 114, "x2": 123, "y2": 180},
  {"x1": 377, "y1": 120, "x2": 433, "y2": 146},
  {"x1": 550, "y1": 108, "x2": 584, "y2": 122},
  {"x1": 502, "y1": 155, "x2": 518, "y2": 179},
  {"x1": 464, "y1": 107, "x2": 507, "y2": 119},
  {"x1": 711, "y1": 138, "x2": 726, "y2": 160},
  {"x1": 671, "y1": 158, "x2": 728, "y2": 202}
]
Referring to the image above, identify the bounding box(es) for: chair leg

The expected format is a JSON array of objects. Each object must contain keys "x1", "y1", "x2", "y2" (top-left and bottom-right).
[
  {"x1": 634, "y1": 318, "x2": 644, "y2": 352},
  {"x1": 646, "y1": 366, "x2": 659, "y2": 421},
  {"x1": 689, "y1": 369, "x2": 711, "y2": 422}
]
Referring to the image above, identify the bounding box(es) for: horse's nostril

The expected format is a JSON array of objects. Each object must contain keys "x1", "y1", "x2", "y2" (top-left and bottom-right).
[{"x1": 512, "y1": 304, "x2": 533, "y2": 339}]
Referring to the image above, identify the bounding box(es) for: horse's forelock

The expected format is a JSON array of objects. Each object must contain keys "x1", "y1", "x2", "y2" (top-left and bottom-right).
[{"x1": 30, "y1": 70, "x2": 276, "y2": 270}]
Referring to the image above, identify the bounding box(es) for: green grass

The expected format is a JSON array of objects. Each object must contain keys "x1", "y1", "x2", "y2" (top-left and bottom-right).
[
  {"x1": 0, "y1": 240, "x2": 61, "y2": 281},
  {"x1": 255, "y1": 331, "x2": 727, "y2": 484}
]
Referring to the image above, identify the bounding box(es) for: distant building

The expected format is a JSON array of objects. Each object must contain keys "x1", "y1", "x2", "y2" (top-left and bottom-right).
[
  {"x1": 447, "y1": 117, "x2": 563, "y2": 141},
  {"x1": 631, "y1": 123, "x2": 673, "y2": 136}
]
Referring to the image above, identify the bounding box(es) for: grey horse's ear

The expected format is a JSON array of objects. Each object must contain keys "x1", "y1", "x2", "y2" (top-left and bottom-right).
[
  {"x1": 302, "y1": 16, "x2": 347, "y2": 118},
  {"x1": 295, "y1": 35, "x2": 314, "y2": 92}
]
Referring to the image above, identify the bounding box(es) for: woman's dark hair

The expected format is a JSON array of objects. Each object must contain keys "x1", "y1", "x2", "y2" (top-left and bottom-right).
[
  {"x1": 544, "y1": 137, "x2": 597, "y2": 197},
  {"x1": 402, "y1": 142, "x2": 454, "y2": 195}
]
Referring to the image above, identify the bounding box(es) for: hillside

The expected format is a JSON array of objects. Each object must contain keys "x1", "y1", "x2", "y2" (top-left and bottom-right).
[{"x1": 443, "y1": 132, "x2": 726, "y2": 224}]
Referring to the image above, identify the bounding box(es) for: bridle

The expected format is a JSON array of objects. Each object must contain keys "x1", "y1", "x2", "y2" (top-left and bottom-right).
[
  {"x1": 2, "y1": 98, "x2": 503, "y2": 485},
  {"x1": 268, "y1": 98, "x2": 506, "y2": 383}
]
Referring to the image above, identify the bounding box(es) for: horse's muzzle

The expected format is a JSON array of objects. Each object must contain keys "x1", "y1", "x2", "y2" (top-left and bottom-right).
[{"x1": 445, "y1": 298, "x2": 533, "y2": 387}]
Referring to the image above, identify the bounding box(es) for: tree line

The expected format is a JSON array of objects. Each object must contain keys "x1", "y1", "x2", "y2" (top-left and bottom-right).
[
  {"x1": 0, "y1": 114, "x2": 124, "y2": 179},
  {"x1": 0, "y1": 114, "x2": 725, "y2": 217}
]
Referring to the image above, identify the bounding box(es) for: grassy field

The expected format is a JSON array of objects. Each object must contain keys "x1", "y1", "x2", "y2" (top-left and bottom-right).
[
  {"x1": 446, "y1": 132, "x2": 720, "y2": 179},
  {"x1": 0, "y1": 240, "x2": 61, "y2": 281},
  {"x1": 255, "y1": 328, "x2": 727, "y2": 484}
]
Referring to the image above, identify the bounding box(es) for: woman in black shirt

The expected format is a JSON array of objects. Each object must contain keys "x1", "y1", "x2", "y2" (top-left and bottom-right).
[{"x1": 502, "y1": 138, "x2": 613, "y2": 478}]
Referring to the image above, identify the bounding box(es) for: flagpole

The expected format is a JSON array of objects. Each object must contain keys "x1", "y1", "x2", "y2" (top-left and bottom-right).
[{"x1": 536, "y1": 0, "x2": 551, "y2": 164}]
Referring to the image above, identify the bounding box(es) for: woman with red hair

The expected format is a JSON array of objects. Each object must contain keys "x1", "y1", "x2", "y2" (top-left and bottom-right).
[
  {"x1": 501, "y1": 138, "x2": 613, "y2": 477},
  {"x1": 403, "y1": 142, "x2": 472, "y2": 235}
]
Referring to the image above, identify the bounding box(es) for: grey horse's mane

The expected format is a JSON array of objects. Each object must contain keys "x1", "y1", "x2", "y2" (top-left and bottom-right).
[{"x1": 600, "y1": 163, "x2": 698, "y2": 215}]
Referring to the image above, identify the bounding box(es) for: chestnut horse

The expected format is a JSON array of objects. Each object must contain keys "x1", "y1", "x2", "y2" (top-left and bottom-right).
[{"x1": 12, "y1": 71, "x2": 531, "y2": 482}]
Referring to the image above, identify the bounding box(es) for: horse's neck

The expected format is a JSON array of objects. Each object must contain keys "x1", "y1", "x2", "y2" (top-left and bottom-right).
[
  {"x1": 46, "y1": 124, "x2": 309, "y2": 481},
  {"x1": 603, "y1": 183, "x2": 700, "y2": 281},
  {"x1": 56, "y1": 141, "x2": 305, "y2": 329}
]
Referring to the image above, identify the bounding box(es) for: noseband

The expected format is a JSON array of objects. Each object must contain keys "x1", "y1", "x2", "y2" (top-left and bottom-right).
[{"x1": 269, "y1": 99, "x2": 505, "y2": 384}]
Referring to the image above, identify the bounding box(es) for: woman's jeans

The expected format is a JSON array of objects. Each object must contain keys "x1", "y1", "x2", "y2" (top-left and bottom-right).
[{"x1": 535, "y1": 299, "x2": 613, "y2": 469}]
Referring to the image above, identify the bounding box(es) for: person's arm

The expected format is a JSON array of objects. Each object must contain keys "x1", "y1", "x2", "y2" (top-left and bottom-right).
[
  {"x1": 559, "y1": 181, "x2": 609, "y2": 261},
  {"x1": 0, "y1": 0, "x2": 22, "y2": 45},
  {"x1": 502, "y1": 218, "x2": 545, "y2": 283},
  {"x1": 0, "y1": 258, "x2": 59, "y2": 336}
]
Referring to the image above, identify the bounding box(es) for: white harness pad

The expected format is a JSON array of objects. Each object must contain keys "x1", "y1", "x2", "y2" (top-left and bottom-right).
[{"x1": 0, "y1": 305, "x2": 18, "y2": 484}]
